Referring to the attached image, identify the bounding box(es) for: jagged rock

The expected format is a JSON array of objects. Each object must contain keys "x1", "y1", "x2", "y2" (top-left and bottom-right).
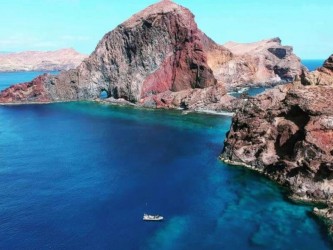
[
  {"x1": 0, "y1": 48, "x2": 86, "y2": 72},
  {"x1": 220, "y1": 38, "x2": 304, "y2": 90},
  {"x1": 323, "y1": 55, "x2": 333, "y2": 71},
  {"x1": 221, "y1": 57, "x2": 333, "y2": 234},
  {"x1": 0, "y1": 1, "x2": 304, "y2": 111},
  {"x1": 221, "y1": 83, "x2": 333, "y2": 196},
  {"x1": 301, "y1": 54, "x2": 333, "y2": 86},
  {"x1": 0, "y1": 0, "x2": 220, "y2": 106}
]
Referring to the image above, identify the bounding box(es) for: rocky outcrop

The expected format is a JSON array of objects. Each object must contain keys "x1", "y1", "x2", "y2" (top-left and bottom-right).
[
  {"x1": 221, "y1": 57, "x2": 333, "y2": 234},
  {"x1": 0, "y1": 0, "x2": 224, "y2": 109},
  {"x1": 0, "y1": 1, "x2": 304, "y2": 111},
  {"x1": 0, "y1": 48, "x2": 86, "y2": 72},
  {"x1": 219, "y1": 38, "x2": 304, "y2": 90},
  {"x1": 301, "y1": 54, "x2": 333, "y2": 86}
]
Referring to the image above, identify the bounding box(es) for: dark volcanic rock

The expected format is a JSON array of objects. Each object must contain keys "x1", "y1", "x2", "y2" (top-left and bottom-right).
[
  {"x1": 0, "y1": 1, "x2": 304, "y2": 111},
  {"x1": 221, "y1": 57, "x2": 333, "y2": 234},
  {"x1": 0, "y1": 0, "x2": 221, "y2": 107},
  {"x1": 221, "y1": 84, "x2": 333, "y2": 197},
  {"x1": 323, "y1": 55, "x2": 333, "y2": 71},
  {"x1": 301, "y1": 54, "x2": 333, "y2": 86}
]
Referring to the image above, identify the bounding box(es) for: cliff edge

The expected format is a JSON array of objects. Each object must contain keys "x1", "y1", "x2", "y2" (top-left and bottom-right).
[
  {"x1": 220, "y1": 38, "x2": 304, "y2": 90},
  {"x1": 0, "y1": 1, "x2": 304, "y2": 112},
  {"x1": 221, "y1": 54, "x2": 333, "y2": 233},
  {"x1": 0, "y1": 0, "x2": 227, "y2": 110}
]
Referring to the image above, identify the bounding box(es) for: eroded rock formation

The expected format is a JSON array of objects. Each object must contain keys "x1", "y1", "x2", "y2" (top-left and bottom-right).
[
  {"x1": 0, "y1": 1, "x2": 304, "y2": 111},
  {"x1": 0, "y1": 1, "x2": 224, "y2": 109},
  {"x1": 301, "y1": 54, "x2": 333, "y2": 86},
  {"x1": 219, "y1": 38, "x2": 304, "y2": 90},
  {"x1": 221, "y1": 56, "x2": 333, "y2": 233}
]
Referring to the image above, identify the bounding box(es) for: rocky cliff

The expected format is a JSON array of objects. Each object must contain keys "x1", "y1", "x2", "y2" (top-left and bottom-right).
[
  {"x1": 0, "y1": 1, "x2": 224, "y2": 108},
  {"x1": 0, "y1": 0, "x2": 303, "y2": 112},
  {"x1": 221, "y1": 55, "x2": 333, "y2": 233},
  {"x1": 0, "y1": 48, "x2": 86, "y2": 72},
  {"x1": 220, "y1": 38, "x2": 303, "y2": 90},
  {"x1": 301, "y1": 54, "x2": 333, "y2": 86}
]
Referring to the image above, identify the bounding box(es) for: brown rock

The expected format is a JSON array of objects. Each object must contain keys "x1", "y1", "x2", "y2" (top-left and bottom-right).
[
  {"x1": 0, "y1": 1, "x2": 219, "y2": 105},
  {"x1": 0, "y1": 1, "x2": 305, "y2": 112},
  {"x1": 221, "y1": 38, "x2": 304, "y2": 90},
  {"x1": 301, "y1": 54, "x2": 333, "y2": 86},
  {"x1": 221, "y1": 81, "x2": 333, "y2": 203}
]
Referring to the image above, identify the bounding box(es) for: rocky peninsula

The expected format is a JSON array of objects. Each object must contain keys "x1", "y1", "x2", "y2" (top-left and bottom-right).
[
  {"x1": 0, "y1": 0, "x2": 302, "y2": 113},
  {"x1": 221, "y1": 55, "x2": 333, "y2": 234},
  {"x1": 0, "y1": 48, "x2": 86, "y2": 72}
]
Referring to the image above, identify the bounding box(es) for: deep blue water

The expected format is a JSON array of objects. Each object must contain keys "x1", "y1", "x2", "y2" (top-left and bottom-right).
[
  {"x1": 302, "y1": 59, "x2": 325, "y2": 71},
  {"x1": 0, "y1": 71, "x2": 59, "y2": 90},
  {"x1": 0, "y1": 72, "x2": 332, "y2": 249}
]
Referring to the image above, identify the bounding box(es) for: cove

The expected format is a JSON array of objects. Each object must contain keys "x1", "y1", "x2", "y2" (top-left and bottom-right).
[
  {"x1": 0, "y1": 102, "x2": 331, "y2": 249},
  {"x1": 0, "y1": 72, "x2": 331, "y2": 249}
]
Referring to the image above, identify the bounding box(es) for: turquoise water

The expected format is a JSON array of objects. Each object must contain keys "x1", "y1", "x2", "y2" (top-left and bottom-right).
[
  {"x1": 0, "y1": 71, "x2": 59, "y2": 90},
  {"x1": 229, "y1": 87, "x2": 267, "y2": 98},
  {"x1": 0, "y1": 72, "x2": 331, "y2": 249}
]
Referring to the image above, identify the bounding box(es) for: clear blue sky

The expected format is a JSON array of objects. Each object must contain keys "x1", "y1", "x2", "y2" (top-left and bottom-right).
[{"x1": 0, "y1": 0, "x2": 331, "y2": 59}]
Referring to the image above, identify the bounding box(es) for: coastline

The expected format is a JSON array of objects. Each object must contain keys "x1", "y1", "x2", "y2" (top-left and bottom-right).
[
  {"x1": 219, "y1": 157, "x2": 333, "y2": 238},
  {"x1": 0, "y1": 98, "x2": 235, "y2": 117}
]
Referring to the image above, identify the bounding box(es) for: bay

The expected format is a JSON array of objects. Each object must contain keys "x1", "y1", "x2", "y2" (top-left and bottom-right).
[{"x1": 0, "y1": 72, "x2": 331, "y2": 249}]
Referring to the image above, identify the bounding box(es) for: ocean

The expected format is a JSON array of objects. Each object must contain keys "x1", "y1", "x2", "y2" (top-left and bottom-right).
[
  {"x1": 0, "y1": 71, "x2": 59, "y2": 90},
  {"x1": 302, "y1": 59, "x2": 325, "y2": 71},
  {"x1": 0, "y1": 71, "x2": 331, "y2": 249}
]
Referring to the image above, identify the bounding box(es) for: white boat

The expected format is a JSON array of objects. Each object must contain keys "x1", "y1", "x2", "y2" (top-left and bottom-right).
[{"x1": 143, "y1": 214, "x2": 164, "y2": 221}]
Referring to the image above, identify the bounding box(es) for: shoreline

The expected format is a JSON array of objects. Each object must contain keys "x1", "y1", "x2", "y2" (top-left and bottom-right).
[
  {"x1": 219, "y1": 156, "x2": 333, "y2": 238},
  {"x1": 0, "y1": 98, "x2": 235, "y2": 117}
]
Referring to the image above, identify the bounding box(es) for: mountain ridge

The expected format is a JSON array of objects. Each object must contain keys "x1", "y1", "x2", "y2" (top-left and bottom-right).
[{"x1": 0, "y1": 48, "x2": 87, "y2": 72}]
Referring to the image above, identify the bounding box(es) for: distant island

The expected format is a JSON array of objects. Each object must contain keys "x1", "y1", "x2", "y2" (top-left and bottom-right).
[{"x1": 0, "y1": 48, "x2": 87, "y2": 72}]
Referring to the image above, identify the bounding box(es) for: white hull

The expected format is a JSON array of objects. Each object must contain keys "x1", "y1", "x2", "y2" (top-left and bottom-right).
[{"x1": 143, "y1": 214, "x2": 163, "y2": 221}]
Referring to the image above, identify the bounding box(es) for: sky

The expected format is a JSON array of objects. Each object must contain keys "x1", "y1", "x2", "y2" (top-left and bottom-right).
[{"x1": 0, "y1": 0, "x2": 331, "y2": 59}]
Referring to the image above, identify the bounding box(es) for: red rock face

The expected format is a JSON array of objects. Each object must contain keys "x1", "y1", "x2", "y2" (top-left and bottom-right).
[
  {"x1": 0, "y1": 74, "x2": 51, "y2": 103},
  {"x1": 0, "y1": 1, "x2": 218, "y2": 105},
  {"x1": 141, "y1": 56, "x2": 174, "y2": 98},
  {"x1": 139, "y1": 5, "x2": 216, "y2": 98},
  {"x1": 0, "y1": 1, "x2": 302, "y2": 108}
]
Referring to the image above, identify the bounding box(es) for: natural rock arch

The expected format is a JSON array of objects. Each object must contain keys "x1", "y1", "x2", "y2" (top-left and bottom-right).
[{"x1": 99, "y1": 89, "x2": 110, "y2": 99}]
